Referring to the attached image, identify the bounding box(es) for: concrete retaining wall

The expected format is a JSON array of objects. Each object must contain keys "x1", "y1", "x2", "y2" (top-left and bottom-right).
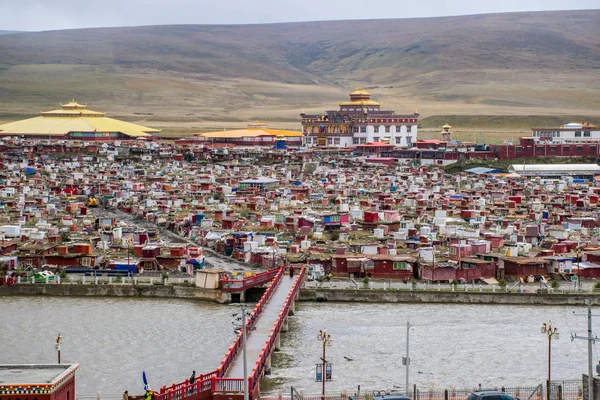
[
  {"x1": 3, "y1": 285, "x2": 600, "y2": 306},
  {"x1": 299, "y1": 288, "x2": 600, "y2": 306},
  {"x1": 0, "y1": 284, "x2": 231, "y2": 303}
]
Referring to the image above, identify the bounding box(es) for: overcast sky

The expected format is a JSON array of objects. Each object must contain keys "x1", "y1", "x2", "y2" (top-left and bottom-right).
[{"x1": 1, "y1": 0, "x2": 599, "y2": 31}]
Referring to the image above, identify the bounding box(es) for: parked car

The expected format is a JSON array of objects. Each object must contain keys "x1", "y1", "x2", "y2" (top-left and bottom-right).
[
  {"x1": 372, "y1": 394, "x2": 410, "y2": 400},
  {"x1": 467, "y1": 391, "x2": 519, "y2": 400}
]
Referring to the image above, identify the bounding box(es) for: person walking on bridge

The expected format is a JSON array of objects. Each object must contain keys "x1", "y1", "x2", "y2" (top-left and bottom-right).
[
  {"x1": 189, "y1": 370, "x2": 196, "y2": 394},
  {"x1": 289, "y1": 266, "x2": 294, "y2": 278}
]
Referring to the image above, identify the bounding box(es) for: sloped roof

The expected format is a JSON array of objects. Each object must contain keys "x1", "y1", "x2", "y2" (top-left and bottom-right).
[
  {"x1": 195, "y1": 128, "x2": 302, "y2": 139},
  {"x1": 0, "y1": 102, "x2": 159, "y2": 138}
]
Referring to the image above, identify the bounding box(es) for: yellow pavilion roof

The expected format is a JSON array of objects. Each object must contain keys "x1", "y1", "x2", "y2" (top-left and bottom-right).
[
  {"x1": 349, "y1": 88, "x2": 371, "y2": 96},
  {"x1": 442, "y1": 124, "x2": 452, "y2": 129},
  {"x1": 0, "y1": 114, "x2": 159, "y2": 138},
  {"x1": 0, "y1": 101, "x2": 160, "y2": 138},
  {"x1": 338, "y1": 99, "x2": 382, "y2": 107},
  {"x1": 195, "y1": 128, "x2": 302, "y2": 139}
]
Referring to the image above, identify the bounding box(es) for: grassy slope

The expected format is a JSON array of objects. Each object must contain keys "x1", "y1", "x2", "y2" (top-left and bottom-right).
[{"x1": 0, "y1": 10, "x2": 599, "y2": 133}]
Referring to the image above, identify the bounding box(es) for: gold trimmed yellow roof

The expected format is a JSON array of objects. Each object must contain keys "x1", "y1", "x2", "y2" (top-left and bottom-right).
[
  {"x1": 60, "y1": 100, "x2": 87, "y2": 109},
  {"x1": 195, "y1": 128, "x2": 302, "y2": 139},
  {"x1": 442, "y1": 124, "x2": 452, "y2": 129},
  {"x1": 338, "y1": 100, "x2": 382, "y2": 107},
  {"x1": 0, "y1": 102, "x2": 159, "y2": 138},
  {"x1": 349, "y1": 88, "x2": 371, "y2": 96}
]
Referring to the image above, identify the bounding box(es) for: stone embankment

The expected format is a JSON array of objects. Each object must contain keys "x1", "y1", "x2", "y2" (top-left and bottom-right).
[
  {"x1": 0, "y1": 283, "x2": 230, "y2": 303},
  {"x1": 2, "y1": 283, "x2": 600, "y2": 306},
  {"x1": 299, "y1": 288, "x2": 600, "y2": 305}
]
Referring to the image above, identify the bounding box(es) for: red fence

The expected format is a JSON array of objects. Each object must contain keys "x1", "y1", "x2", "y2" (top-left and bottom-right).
[{"x1": 219, "y1": 268, "x2": 280, "y2": 293}]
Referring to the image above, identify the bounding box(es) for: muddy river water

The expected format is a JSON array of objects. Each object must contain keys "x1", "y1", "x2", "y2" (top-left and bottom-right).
[{"x1": 2, "y1": 297, "x2": 594, "y2": 397}]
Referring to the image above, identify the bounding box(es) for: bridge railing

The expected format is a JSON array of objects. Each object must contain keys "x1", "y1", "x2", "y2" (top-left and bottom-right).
[
  {"x1": 219, "y1": 267, "x2": 280, "y2": 293},
  {"x1": 217, "y1": 267, "x2": 285, "y2": 378},
  {"x1": 157, "y1": 373, "x2": 217, "y2": 400},
  {"x1": 249, "y1": 266, "x2": 305, "y2": 391}
]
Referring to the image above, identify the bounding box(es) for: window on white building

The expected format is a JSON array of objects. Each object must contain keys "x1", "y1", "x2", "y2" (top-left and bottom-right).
[
  {"x1": 373, "y1": 137, "x2": 380, "y2": 142},
  {"x1": 327, "y1": 138, "x2": 333, "y2": 145},
  {"x1": 360, "y1": 138, "x2": 366, "y2": 144},
  {"x1": 395, "y1": 137, "x2": 402, "y2": 144},
  {"x1": 396, "y1": 126, "x2": 402, "y2": 131},
  {"x1": 353, "y1": 127, "x2": 359, "y2": 133},
  {"x1": 334, "y1": 138, "x2": 340, "y2": 145},
  {"x1": 353, "y1": 138, "x2": 359, "y2": 145},
  {"x1": 360, "y1": 127, "x2": 367, "y2": 133},
  {"x1": 584, "y1": 132, "x2": 591, "y2": 137},
  {"x1": 385, "y1": 126, "x2": 390, "y2": 133}
]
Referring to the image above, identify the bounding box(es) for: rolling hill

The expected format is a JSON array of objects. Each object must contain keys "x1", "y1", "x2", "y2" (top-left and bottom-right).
[{"x1": 0, "y1": 10, "x2": 599, "y2": 130}]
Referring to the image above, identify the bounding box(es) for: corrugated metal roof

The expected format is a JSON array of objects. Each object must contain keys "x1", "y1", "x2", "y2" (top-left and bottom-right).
[{"x1": 509, "y1": 164, "x2": 600, "y2": 173}]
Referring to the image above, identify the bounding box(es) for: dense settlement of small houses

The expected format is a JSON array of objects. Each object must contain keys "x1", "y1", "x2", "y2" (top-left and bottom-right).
[
  {"x1": 1, "y1": 94, "x2": 600, "y2": 286},
  {"x1": 1, "y1": 137, "x2": 600, "y2": 285}
]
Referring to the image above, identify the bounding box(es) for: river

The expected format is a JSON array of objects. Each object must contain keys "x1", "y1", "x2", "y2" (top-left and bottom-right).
[{"x1": 1, "y1": 297, "x2": 595, "y2": 397}]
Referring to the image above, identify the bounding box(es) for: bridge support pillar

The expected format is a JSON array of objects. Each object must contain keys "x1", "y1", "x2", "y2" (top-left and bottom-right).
[
  {"x1": 281, "y1": 317, "x2": 289, "y2": 332},
  {"x1": 240, "y1": 290, "x2": 247, "y2": 303},
  {"x1": 288, "y1": 300, "x2": 295, "y2": 316},
  {"x1": 265, "y1": 354, "x2": 272, "y2": 375},
  {"x1": 274, "y1": 333, "x2": 281, "y2": 351}
]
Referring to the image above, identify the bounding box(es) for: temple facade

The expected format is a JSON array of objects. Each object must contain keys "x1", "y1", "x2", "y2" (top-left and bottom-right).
[{"x1": 300, "y1": 89, "x2": 419, "y2": 148}]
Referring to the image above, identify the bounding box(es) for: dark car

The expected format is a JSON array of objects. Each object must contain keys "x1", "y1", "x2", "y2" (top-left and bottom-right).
[
  {"x1": 373, "y1": 395, "x2": 411, "y2": 400},
  {"x1": 467, "y1": 391, "x2": 519, "y2": 400}
]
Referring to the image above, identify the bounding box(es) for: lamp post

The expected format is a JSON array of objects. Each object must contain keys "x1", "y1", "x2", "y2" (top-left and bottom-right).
[
  {"x1": 541, "y1": 321, "x2": 559, "y2": 400},
  {"x1": 55, "y1": 333, "x2": 62, "y2": 364},
  {"x1": 232, "y1": 305, "x2": 250, "y2": 400},
  {"x1": 317, "y1": 329, "x2": 332, "y2": 400},
  {"x1": 404, "y1": 321, "x2": 415, "y2": 397}
]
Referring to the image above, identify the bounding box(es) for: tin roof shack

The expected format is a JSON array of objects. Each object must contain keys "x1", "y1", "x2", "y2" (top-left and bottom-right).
[
  {"x1": 500, "y1": 256, "x2": 550, "y2": 279},
  {"x1": 421, "y1": 258, "x2": 496, "y2": 282},
  {"x1": 239, "y1": 177, "x2": 279, "y2": 193},
  {"x1": 370, "y1": 254, "x2": 416, "y2": 279},
  {"x1": 0, "y1": 364, "x2": 79, "y2": 400}
]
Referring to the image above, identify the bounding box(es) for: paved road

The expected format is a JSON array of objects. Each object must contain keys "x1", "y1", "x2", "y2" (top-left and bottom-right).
[
  {"x1": 92, "y1": 206, "x2": 253, "y2": 272},
  {"x1": 225, "y1": 272, "x2": 300, "y2": 379}
]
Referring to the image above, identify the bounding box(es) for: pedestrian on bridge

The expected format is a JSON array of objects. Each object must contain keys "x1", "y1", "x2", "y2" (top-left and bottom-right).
[
  {"x1": 289, "y1": 266, "x2": 294, "y2": 278},
  {"x1": 189, "y1": 370, "x2": 196, "y2": 395}
]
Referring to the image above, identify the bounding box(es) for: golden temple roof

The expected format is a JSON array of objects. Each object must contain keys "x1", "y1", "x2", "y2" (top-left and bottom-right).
[
  {"x1": 442, "y1": 124, "x2": 452, "y2": 129},
  {"x1": 0, "y1": 101, "x2": 159, "y2": 138},
  {"x1": 60, "y1": 99, "x2": 87, "y2": 109},
  {"x1": 338, "y1": 99, "x2": 382, "y2": 107},
  {"x1": 349, "y1": 88, "x2": 371, "y2": 96},
  {"x1": 195, "y1": 128, "x2": 302, "y2": 139}
]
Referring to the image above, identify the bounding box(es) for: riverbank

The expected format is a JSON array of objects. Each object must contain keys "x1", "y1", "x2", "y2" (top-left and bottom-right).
[
  {"x1": 2, "y1": 283, "x2": 600, "y2": 306},
  {"x1": 299, "y1": 287, "x2": 600, "y2": 305},
  {"x1": 0, "y1": 283, "x2": 230, "y2": 303}
]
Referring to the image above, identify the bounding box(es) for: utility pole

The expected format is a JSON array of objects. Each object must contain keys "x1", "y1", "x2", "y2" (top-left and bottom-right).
[
  {"x1": 404, "y1": 321, "x2": 414, "y2": 397},
  {"x1": 572, "y1": 301, "x2": 598, "y2": 400}
]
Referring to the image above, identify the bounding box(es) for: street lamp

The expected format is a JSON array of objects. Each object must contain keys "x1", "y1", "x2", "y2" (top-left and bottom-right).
[
  {"x1": 541, "y1": 321, "x2": 559, "y2": 400},
  {"x1": 55, "y1": 333, "x2": 62, "y2": 364},
  {"x1": 232, "y1": 305, "x2": 251, "y2": 400},
  {"x1": 403, "y1": 321, "x2": 415, "y2": 397},
  {"x1": 317, "y1": 329, "x2": 332, "y2": 400}
]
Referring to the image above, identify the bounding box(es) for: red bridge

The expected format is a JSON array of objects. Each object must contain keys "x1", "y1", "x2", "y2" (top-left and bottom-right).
[
  {"x1": 219, "y1": 268, "x2": 281, "y2": 293},
  {"x1": 157, "y1": 266, "x2": 305, "y2": 400}
]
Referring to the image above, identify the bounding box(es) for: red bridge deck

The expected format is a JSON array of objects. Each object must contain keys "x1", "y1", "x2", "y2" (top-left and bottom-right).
[
  {"x1": 157, "y1": 266, "x2": 305, "y2": 400},
  {"x1": 219, "y1": 268, "x2": 280, "y2": 293}
]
